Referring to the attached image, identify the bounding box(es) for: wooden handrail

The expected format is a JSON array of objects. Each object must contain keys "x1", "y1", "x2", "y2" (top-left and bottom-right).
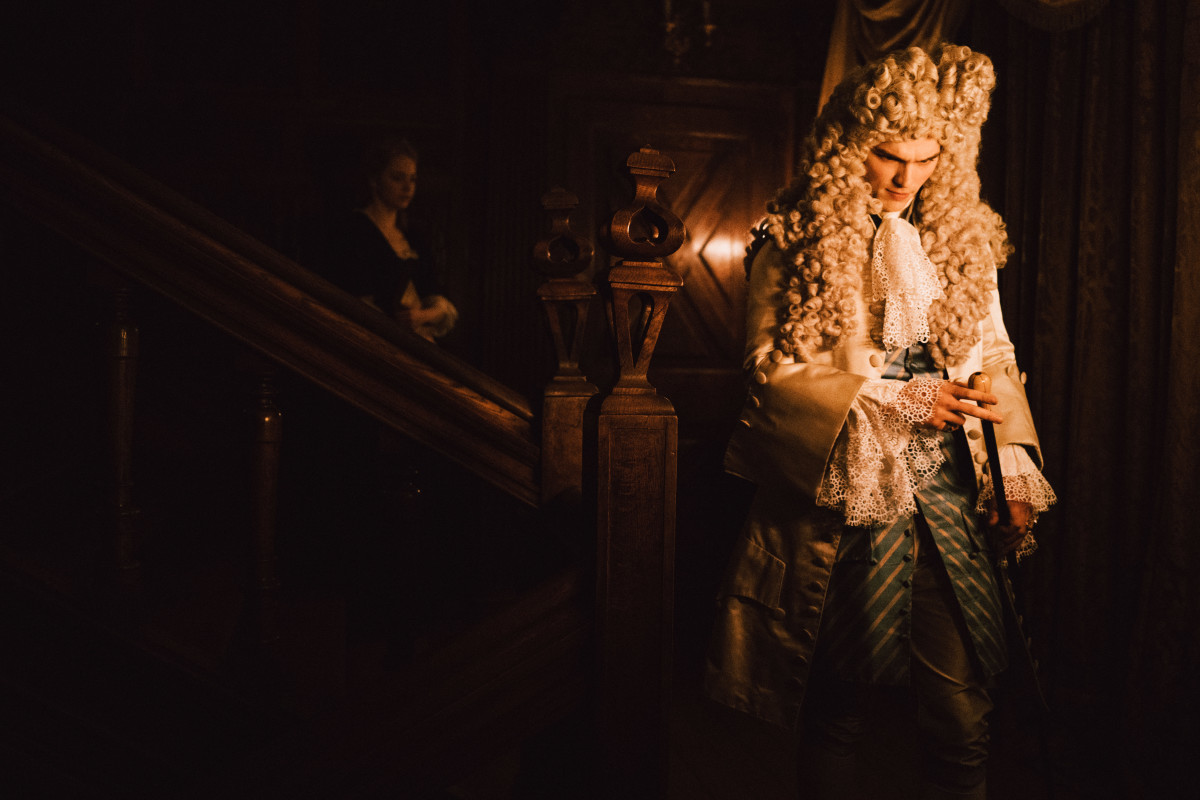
[{"x1": 0, "y1": 111, "x2": 540, "y2": 506}]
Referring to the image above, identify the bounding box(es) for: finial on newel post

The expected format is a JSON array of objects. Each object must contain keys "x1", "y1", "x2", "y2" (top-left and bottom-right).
[
  {"x1": 594, "y1": 145, "x2": 685, "y2": 800},
  {"x1": 533, "y1": 187, "x2": 598, "y2": 506},
  {"x1": 601, "y1": 146, "x2": 686, "y2": 414}
]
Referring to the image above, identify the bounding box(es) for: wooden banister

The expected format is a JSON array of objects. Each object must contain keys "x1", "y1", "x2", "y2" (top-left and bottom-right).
[
  {"x1": 4, "y1": 111, "x2": 691, "y2": 794},
  {"x1": 0, "y1": 111, "x2": 539, "y2": 506},
  {"x1": 594, "y1": 146, "x2": 685, "y2": 799},
  {"x1": 533, "y1": 187, "x2": 598, "y2": 506}
]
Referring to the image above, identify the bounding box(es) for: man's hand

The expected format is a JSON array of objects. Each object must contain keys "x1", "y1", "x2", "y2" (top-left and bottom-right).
[
  {"x1": 919, "y1": 380, "x2": 1005, "y2": 432},
  {"x1": 984, "y1": 499, "x2": 1033, "y2": 556}
]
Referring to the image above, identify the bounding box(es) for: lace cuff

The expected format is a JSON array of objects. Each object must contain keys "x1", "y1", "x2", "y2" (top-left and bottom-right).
[
  {"x1": 975, "y1": 445, "x2": 1057, "y2": 514},
  {"x1": 976, "y1": 444, "x2": 1057, "y2": 561},
  {"x1": 816, "y1": 376, "x2": 944, "y2": 527}
]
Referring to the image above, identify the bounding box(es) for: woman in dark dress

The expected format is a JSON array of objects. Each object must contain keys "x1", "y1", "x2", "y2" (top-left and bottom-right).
[
  {"x1": 323, "y1": 137, "x2": 456, "y2": 341},
  {"x1": 303, "y1": 138, "x2": 459, "y2": 642}
]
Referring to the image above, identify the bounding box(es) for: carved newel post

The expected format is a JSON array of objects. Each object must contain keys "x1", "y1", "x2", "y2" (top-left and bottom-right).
[
  {"x1": 533, "y1": 187, "x2": 597, "y2": 506},
  {"x1": 595, "y1": 147, "x2": 685, "y2": 799}
]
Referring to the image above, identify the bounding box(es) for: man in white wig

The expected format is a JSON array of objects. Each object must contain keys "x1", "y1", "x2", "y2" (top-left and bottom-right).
[{"x1": 705, "y1": 43, "x2": 1056, "y2": 800}]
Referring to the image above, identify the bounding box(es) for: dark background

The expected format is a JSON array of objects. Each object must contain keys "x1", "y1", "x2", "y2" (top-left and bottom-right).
[{"x1": 2, "y1": 1, "x2": 1198, "y2": 798}]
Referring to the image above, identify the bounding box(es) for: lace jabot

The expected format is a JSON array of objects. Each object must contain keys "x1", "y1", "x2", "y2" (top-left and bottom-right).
[{"x1": 871, "y1": 212, "x2": 944, "y2": 351}]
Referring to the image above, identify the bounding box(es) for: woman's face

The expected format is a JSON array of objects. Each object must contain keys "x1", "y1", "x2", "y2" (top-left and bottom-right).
[
  {"x1": 371, "y1": 154, "x2": 418, "y2": 211},
  {"x1": 863, "y1": 138, "x2": 941, "y2": 213}
]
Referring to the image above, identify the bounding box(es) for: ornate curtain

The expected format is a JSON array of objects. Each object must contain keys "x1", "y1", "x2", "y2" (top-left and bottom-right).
[
  {"x1": 988, "y1": 0, "x2": 1199, "y2": 796},
  {"x1": 992, "y1": 0, "x2": 1111, "y2": 30},
  {"x1": 818, "y1": 0, "x2": 1113, "y2": 109},
  {"x1": 818, "y1": 0, "x2": 971, "y2": 110}
]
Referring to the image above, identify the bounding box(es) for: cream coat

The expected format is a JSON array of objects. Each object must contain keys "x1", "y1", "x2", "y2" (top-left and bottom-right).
[{"x1": 704, "y1": 241, "x2": 1042, "y2": 730}]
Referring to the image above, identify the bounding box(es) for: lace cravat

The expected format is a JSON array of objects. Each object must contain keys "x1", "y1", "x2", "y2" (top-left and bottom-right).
[{"x1": 871, "y1": 212, "x2": 943, "y2": 351}]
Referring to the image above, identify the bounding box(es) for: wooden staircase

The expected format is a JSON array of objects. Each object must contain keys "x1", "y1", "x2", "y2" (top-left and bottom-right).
[{"x1": 0, "y1": 111, "x2": 684, "y2": 798}]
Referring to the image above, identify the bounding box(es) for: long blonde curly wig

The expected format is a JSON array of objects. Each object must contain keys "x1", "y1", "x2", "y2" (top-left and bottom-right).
[{"x1": 766, "y1": 43, "x2": 1010, "y2": 367}]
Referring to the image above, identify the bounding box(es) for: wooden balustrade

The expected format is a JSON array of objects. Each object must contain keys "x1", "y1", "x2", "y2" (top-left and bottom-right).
[
  {"x1": 594, "y1": 146, "x2": 686, "y2": 799},
  {"x1": 533, "y1": 149, "x2": 686, "y2": 795},
  {"x1": 0, "y1": 112, "x2": 540, "y2": 508},
  {"x1": 9, "y1": 111, "x2": 689, "y2": 793},
  {"x1": 533, "y1": 187, "x2": 598, "y2": 507}
]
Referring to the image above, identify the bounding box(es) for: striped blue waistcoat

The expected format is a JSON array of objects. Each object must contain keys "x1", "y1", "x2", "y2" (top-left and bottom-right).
[{"x1": 817, "y1": 344, "x2": 1008, "y2": 685}]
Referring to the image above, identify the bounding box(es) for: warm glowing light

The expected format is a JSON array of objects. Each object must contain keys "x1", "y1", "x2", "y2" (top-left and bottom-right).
[{"x1": 698, "y1": 234, "x2": 739, "y2": 265}]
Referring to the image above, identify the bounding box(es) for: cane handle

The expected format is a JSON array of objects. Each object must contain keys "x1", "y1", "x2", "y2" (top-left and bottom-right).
[{"x1": 968, "y1": 371, "x2": 992, "y2": 397}]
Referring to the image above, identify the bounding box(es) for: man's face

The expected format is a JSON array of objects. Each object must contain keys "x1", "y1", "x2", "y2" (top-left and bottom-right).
[{"x1": 863, "y1": 138, "x2": 941, "y2": 213}]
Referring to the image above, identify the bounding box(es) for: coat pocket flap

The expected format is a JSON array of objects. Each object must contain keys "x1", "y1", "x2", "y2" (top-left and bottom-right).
[{"x1": 721, "y1": 538, "x2": 787, "y2": 609}]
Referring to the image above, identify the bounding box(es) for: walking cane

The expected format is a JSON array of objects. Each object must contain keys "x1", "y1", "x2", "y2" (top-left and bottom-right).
[
  {"x1": 968, "y1": 371, "x2": 1056, "y2": 798},
  {"x1": 968, "y1": 372, "x2": 1010, "y2": 526},
  {"x1": 967, "y1": 371, "x2": 1042, "y2": 700}
]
